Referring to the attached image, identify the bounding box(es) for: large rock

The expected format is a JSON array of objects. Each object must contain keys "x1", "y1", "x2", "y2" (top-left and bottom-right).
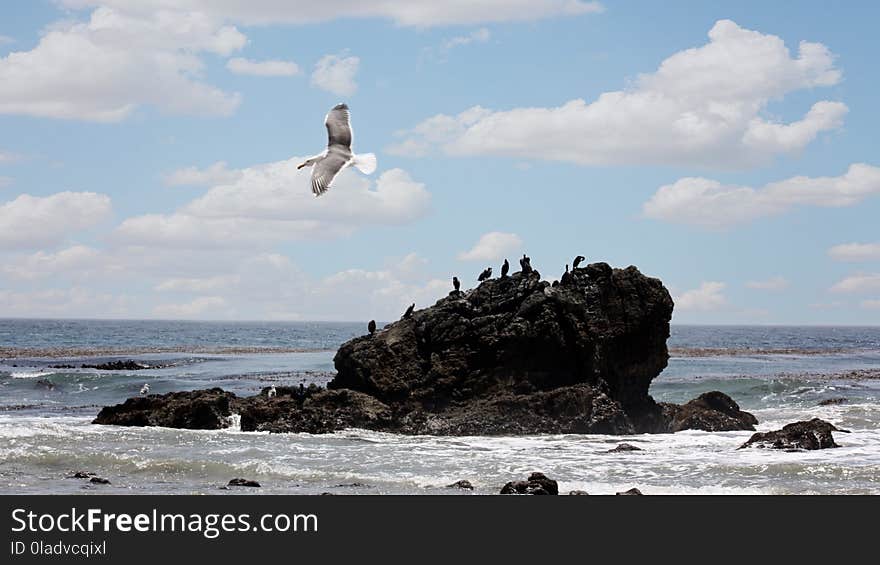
[
  {"x1": 739, "y1": 418, "x2": 849, "y2": 450},
  {"x1": 92, "y1": 261, "x2": 755, "y2": 436},
  {"x1": 662, "y1": 391, "x2": 758, "y2": 432}
]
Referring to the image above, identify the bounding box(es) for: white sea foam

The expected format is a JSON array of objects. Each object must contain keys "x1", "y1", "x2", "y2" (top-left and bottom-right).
[{"x1": 9, "y1": 370, "x2": 55, "y2": 379}]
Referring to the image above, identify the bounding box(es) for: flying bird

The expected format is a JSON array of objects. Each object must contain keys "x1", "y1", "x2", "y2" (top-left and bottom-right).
[
  {"x1": 297, "y1": 103, "x2": 377, "y2": 196},
  {"x1": 140, "y1": 383, "x2": 150, "y2": 396},
  {"x1": 368, "y1": 319, "x2": 376, "y2": 335},
  {"x1": 453, "y1": 276, "x2": 460, "y2": 292},
  {"x1": 501, "y1": 259, "x2": 509, "y2": 278},
  {"x1": 403, "y1": 303, "x2": 415, "y2": 319},
  {"x1": 573, "y1": 255, "x2": 585, "y2": 269},
  {"x1": 478, "y1": 267, "x2": 492, "y2": 282}
]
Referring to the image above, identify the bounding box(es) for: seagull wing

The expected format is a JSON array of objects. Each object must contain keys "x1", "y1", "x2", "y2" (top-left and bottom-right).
[
  {"x1": 325, "y1": 103, "x2": 352, "y2": 148},
  {"x1": 311, "y1": 149, "x2": 350, "y2": 196}
]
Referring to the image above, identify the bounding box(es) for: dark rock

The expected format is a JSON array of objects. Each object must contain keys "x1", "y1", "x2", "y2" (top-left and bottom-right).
[
  {"x1": 818, "y1": 397, "x2": 848, "y2": 406},
  {"x1": 89, "y1": 477, "x2": 111, "y2": 485},
  {"x1": 82, "y1": 360, "x2": 148, "y2": 371},
  {"x1": 69, "y1": 471, "x2": 96, "y2": 479},
  {"x1": 662, "y1": 391, "x2": 758, "y2": 432},
  {"x1": 569, "y1": 490, "x2": 590, "y2": 495},
  {"x1": 50, "y1": 364, "x2": 76, "y2": 369},
  {"x1": 739, "y1": 418, "x2": 850, "y2": 451},
  {"x1": 616, "y1": 488, "x2": 643, "y2": 495},
  {"x1": 606, "y1": 443, "x2": 643, "y2": 453},
  {"x1": 446, "y1": 480, "x2": 474, "y2": 490},
  {"x1": 228, "y1": 478, "x2": 261, "y2": 487},
  {"x1": 500, "y1": 473, "x2": 559, "y2": 495},
  {"x1": 93, "y1": 388, "x2": 234, "y2": 429}
]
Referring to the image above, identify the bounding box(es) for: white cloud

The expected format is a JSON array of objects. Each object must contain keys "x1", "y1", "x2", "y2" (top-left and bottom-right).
[
  {"x1": 746, "y1": 276, "x2": 789, "y2": 291},
  {"x1": 0, "y1": 192, "x2": 112, "y2": 249},
  {"x1": 0, "y1": 6, "x2": 244, "y2": 121},
  {"x1": 117, "y1": 158, "x2": 430, "y2": 248},
  {"x1": 0, "y1": 35, "x2": 14, "y2": 45},
  {"x1": 830, "y1": 274, "x2": 880, "y2": 294},
  {"x1": 311, "y1": 53, "x2": 359, "y2": 97},
  {"x1": 0, "y1": 151, "x2": 22, "y2": 163},
  {"x1": 153, "y1": 295, "x2": 230, "y2": 318},
  {"x1": 675, "y1": 282, "x2": 727, "y2": 311},
  {"x1": 862, "y1": 299, "x2": 880, "y2": 310},
  {"x1": 154, "y1": 275, "x2": 240, "y2": 292},
  {"x1": 164, "y1": 161, "x2": 243, "y2": 186},
  {"x1": 0, "y1": 245, "x2": 110, "y2": 280},
  {"x1": 643, "y1": 163, "x2": 880, "y2": 229},
  {"x1": 60, "y1": 1, "x2": 604, "y2": 27},
  {"x1": 828, "y1": 242, "x2": 880, "y2": 262},
  {"x1": 444, "y1": 28, "x2": 491, "y2": 49},
  {"x1": 457, "y1": 231, "x2": 523, "y2": 261},
  {"x1": 0, "y1": 287, "x2": 131, "y2": 318},
  {"x1": 226, "y1": 57, "x2": 300, "y2": 77},
  {"x1": 389, "y1": 20, "x2": 845, "y2": 168}
]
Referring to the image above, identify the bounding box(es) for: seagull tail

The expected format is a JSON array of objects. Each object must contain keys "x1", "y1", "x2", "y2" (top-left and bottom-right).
[{"x1": 352, "y1": 152, "x2": 377, "y2": 175}]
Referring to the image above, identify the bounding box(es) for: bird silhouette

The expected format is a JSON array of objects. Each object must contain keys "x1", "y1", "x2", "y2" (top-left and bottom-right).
[
  {"x1": 573, "y1": 255, "x2": 585, "y2": 269},
  {"x1": 519, "y1": 254, "x2": 533, "y2": 274},
  {"x1": 478, "y1": 267, "x2": 492, "y2": 282},
  {"x1": 368, "y1": 319, "x2": 376, "y2": 335},
  {"x1": 403, "y1": 303, "x2": 415, "y2": 319},
  {"x1": 501, "y1": 259, "x2": 510, "y2": 277},
  {"x1": 453, "y1": 276, "x2": 460, "y2": 292}
]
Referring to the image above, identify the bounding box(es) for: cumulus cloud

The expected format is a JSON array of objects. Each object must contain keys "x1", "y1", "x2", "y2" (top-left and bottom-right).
[
  {"x1": 59, "y1": 1, "x2": 604, "y2": 27},
  {"x1": 0, "y1": 287, "x2": 131, "y2": 318},
  {"x1": 311, "y1": 53, "x2": 360, "y2": 97},
  {"x1": 745, "y1": 276, "x2": 789, "y2": 291},
  {"x1": 828, "y1": 242, "x2": 880, "y2": 262},
  {"x1": 164, "y1": 161, "x2": 243, "y2": 187},
  {"x1": 0, "y1": 6, "x2": 244, "y2": 121},
  {"x1": 444, "y1": 28, "x2": 491, "y2": 49},
  {"x1": 830, "y1": 274, "x2": 880, "y2": 294},
  {"x1": 226, "y1": 57, "x2": 300, "y2": 77},
  {"x1": 0, "y1": 35, "x2": 15, "y2": 45},
  {"x1": 643, "y1": 164, "x2": 880, "y2": 229},
  {"x1": 0, "y1": 245, "x2": 109, "y2": 280},
  {"x1": 153, "y1": 295, "x2": 230, "y2": 318},
  {"x1": 389, "y1": 20, "x2": 845, "y2": 168},
  {"x1": 674, "y1": 282, "x2": 727, "y2": 312},
  {"x1": 117, "y1": 158, "x2": 430, "y2": 248},
  {"x1": 457, "y1": 231, "x2": 523, "y2": 261},
  {"x1": 0, "y1": 192, "x2": 112, "y2": 249},
  {"x1": 0, "y1": 151, "x2": 22, "y2": 163}
]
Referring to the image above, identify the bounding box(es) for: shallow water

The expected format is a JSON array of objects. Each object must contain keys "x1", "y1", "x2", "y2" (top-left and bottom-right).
[{"x1": 1, "y1": 320, "x2": 879, "y2": 495}]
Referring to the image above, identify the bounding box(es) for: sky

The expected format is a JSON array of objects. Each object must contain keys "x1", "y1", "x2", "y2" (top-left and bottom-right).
[{"x1": 0, "y1": 0, "x2": 879, "y2": 324}]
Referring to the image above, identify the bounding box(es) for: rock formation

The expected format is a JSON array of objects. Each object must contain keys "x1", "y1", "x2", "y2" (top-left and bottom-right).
[{"x1": 739, "y1": 418, "x2": 849, "y2": 450}]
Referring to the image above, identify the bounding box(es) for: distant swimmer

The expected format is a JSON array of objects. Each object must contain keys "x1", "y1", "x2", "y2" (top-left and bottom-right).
[
  {"x1": 140, "y1": 383, "x2": 150, "y2": 396},
  {"x1": 501, "y1": 259, "x2": 510, "y2": 278},
  {"x1": 478, "y1": 267, "x2": 492, "y2": 282},
  {"x1": 368, "y1": 319, "x2": 376, "y2": 335},
  {"x1": 453, "y1": 276, "x2": 460, "y2": 292},
  {"x1": 573, "y1": 255, "x2": 585, "y2": 269},
  {"x1": 403, "y1": 303, "x2": 415, "y2": 319},
  {"x1": 268, "y1": 385, "x2": 277, "y2": 398}
]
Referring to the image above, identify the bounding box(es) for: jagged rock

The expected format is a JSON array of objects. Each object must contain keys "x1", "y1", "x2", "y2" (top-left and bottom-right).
[
  {"x1": 818, "y1": 397, "x2": 848, "y2": 406},
  {"x1": 616, "y1": 488, "x2": 643, "y2": 495},
  {"x1": 93, "y1": 388, "x2": 234, "y2": 429},
  {"x1": 81, "y1": 360, "x2": 148, "y2": 371},
  {"x1": 228, "y1": 478, "x2": 261, "y2": 487},
  {"x1": 500, "y1": 472, "x2": 559, "y2": 495},
  {"x1": 662, "y1": 391, "x2": 757, "y2": 432},
  {"x1": 69, "y1": 471, "x2": 96, "y2": 479},
  {"x1": 89, "y1": 477, "x2": 111, "y2": 485},
  {"x1": 739, "y1": 418, "x2": 850, "y2": 450},
  {"x1": 607, "y1": 443, "x2": 643, "y2": 453},
  {"x1": 446, "y1": 480, "x2": 474, "y2": 490}
]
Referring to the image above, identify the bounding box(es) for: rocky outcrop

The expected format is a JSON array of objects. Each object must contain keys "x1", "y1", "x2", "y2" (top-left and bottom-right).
[
  {"x1": 607, "y1": 443, "x2": 643, "y2": 453},
  {"x1": 500, "y1": 472, "x2": 559, "y2": 495},
  {"x1": 661, "y1": 391, "x2": 758, "y2": 432},
  {"x1": 739, "y1": 418, "x2": 850, "y2": 450},
  {"x1": 92, "y1": 261, "x2": 756, "y2": 437}
]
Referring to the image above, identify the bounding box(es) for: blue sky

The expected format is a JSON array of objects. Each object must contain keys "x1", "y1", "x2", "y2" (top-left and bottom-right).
[{"x1": 1, "y1": 0, "x2": 879, "y2": 323}]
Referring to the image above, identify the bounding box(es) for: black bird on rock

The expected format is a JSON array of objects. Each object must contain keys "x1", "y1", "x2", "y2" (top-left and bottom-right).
[
  {"x1": 453, "y1": 276, "x2": 460, "y2": 292},
  {"x1": 501, "y1": 259, "x2": 509, "y2": 277},
  {"x1": 478, "y1": 267, "x2": 492, "y2": 282},
  {"x1": 573, "y1": 255, "x2": 585, "y2": 269},
  {"x1": 561, "y1": 264, "x2": 572, "y2": 285},
  {"x1": 519, "y1": 254, "x2": 533, "y2": 274},
  {"x1": 368, "y1": 320, "x2": 376, "y2": 335},
  {"x1": 403, "y1": 303, "x2": 415, "y2": 319}
]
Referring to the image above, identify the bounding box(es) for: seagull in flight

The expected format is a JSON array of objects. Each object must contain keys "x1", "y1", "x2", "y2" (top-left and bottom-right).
[{"x1": 297, "y1": 103, "x2": 377, "y2": 196}]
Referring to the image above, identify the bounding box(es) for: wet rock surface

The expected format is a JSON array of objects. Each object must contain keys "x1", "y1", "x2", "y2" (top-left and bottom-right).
[
  {"x1": 661, "y1": 391, "x2": 758, "y2": 432},
  {"x1": 739, "y1": 418, "x2": 850, "y2": 450},
  {"x1": 500, "y1": 472, "x2": 559, "y2": 495}
]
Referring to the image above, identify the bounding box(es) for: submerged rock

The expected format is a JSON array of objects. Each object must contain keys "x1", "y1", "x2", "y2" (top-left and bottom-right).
[
  {"x1": 616, "y1": 488, "x2": 643, "y2": 496},
  {"x1": 92, "y1": 261, "x2": 755, "y2": 437},
  {"x1": 606, "y1": 443, "x2": 643, "y2": 453},
  {"x1": 662, "y1": 391, "x2": 758, "y2": 432},
  {"x1": 227, "y1": 478, "x2": 261, "y2": 487},
  {"x1": 818, "y1": 397, "x2": 848, "y2": 406},
  {"x1": 81, "y1": 360, "x2": 149, "y2": 371},
  {"x1": 569, "y1": 490, "x2": 590, "y2": 495},
  {"x1": 739, "y1": 418, "x2": 850, "y2": 450},
  {"x1": 446, "y1": 480, "x2": 474, "y2": 490},
  {"x1": 500, "y1": 473, "x2": 559, "y2": 496},
  {"x1": 89, "y1": 477, "x2": 111, "y2": 485}
]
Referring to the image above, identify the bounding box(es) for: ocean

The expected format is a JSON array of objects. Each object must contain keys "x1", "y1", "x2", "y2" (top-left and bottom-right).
[{"x1": 1, "y1": 320, "x2": 879, "y2": 495}]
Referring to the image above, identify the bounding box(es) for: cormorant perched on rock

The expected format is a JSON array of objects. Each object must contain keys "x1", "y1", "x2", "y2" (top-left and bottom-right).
[
  {"x1": 478, "y1": 267, "x2": 492, "y2": 282},
  {"x1": 501, "y1": 259, "x2": 509, "y2": 277},
  {"x1": 368, "y1": 319, "x2": 376, "y2": 335},
  {"x1": 561, "y1": 264, "x2": 572, "y2": 285},
  {"x1": 453, "y1": 276, "x2": 460, "y2": 292},
  {"x1": 573, "y1": 255, "x2": 585, "y2": 269},
  {"x1": 519, "y1": 254, "x2": 533, "y2": 274},
  {"x1": 403, "y1": 303, "x2": 415, "y2": 319}
]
